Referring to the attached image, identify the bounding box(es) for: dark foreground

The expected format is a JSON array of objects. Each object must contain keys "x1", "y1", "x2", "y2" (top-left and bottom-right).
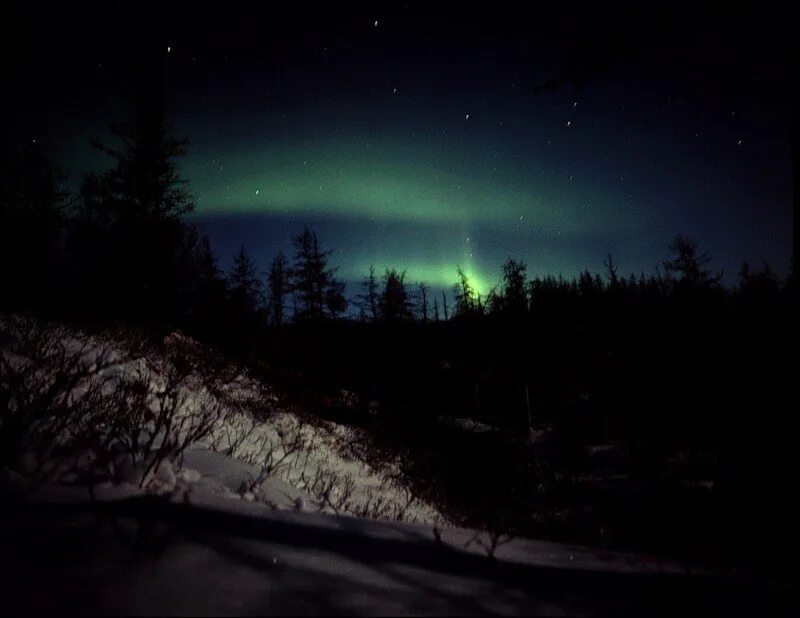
[{"x1": 0, "y1": 493, "x2": 795, "y2": 616}]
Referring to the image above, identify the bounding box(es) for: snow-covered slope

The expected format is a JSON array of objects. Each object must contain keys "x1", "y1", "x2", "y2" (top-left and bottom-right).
[{"x1": 0, "y1": 317, "x2": 444, "y2": 525}]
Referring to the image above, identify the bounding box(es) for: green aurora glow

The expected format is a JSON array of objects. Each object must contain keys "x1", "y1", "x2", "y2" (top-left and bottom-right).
[{"x1": 183, "y1": 133, "x2": 652, "y2": 294}]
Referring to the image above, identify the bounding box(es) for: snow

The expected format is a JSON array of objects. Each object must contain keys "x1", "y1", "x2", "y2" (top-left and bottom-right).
[
  {"x1": 1, "y1": 463, "x2": 780, "y2": 615},
  {"x1": 1, "y1": 316, "x2": 443, "y2": 523},
  {"x1": 1, "y1": 317, "x2": 786, "y2": 614},
  {"x1": 437, "y1": 416, "x2": 497, "y2": 433},
  {"x1": 180, "y1": 447, "x2": 310, "y2": 510},
  {"x1": 201, "y1": 410, "x2": 445, "y2": 523}
]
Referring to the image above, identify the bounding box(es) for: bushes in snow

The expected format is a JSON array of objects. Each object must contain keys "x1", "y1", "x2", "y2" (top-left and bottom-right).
[
  {"x1": 1, "y1": 315, "x2": 438, "y2": 526},
  {"x1": 0, "y1": 316, "x2": 270, "y2": 491}
]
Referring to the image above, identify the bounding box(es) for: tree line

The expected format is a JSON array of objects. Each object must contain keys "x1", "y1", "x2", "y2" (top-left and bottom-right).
[{"x1": 1, "y1": 101, "x2": 795, "y2": 346}]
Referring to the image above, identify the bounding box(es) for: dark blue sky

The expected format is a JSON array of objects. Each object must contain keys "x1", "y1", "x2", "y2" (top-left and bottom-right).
[{"x1": 4, "y1": 1, "x2": 794, "y2": 295}]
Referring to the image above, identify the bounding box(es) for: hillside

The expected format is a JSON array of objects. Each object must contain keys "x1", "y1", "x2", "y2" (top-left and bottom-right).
[{"x1": 0, "y1": 315, "x2": 795, "y2": 614}]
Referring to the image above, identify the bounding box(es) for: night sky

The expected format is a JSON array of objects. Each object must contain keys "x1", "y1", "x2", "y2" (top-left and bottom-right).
[{"x1": 4, "y1": 1, "x2": 794, "y2": 296}]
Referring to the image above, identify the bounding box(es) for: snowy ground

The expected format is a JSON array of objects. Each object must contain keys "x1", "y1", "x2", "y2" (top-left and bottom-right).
[{"x1": 2, "y1": 457, "x2": 790, "y2": 616}]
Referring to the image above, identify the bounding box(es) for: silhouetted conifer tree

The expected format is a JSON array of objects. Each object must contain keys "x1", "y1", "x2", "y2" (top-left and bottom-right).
[
  {"x1": 357, "y1": 264, "x2": 380, "y2": 321},
  {"x1": 739, "y1": 260, "x2": 781, "y2": 305},
  {"x1": 498, "y1": 258, "x2": 528, "y2": 314},
  {"x1": 379, "y1": 268, "x2": 412, "y2": 322},
  {"x1": 325, "y1": 278, "x2": 348, "y2": 319},
  {"x1": 229, "y1": 244, "x2": 263, "y2": 318},
  {"x1": 0, "y1": 147, "x2": 67, "y2": 312},
  {"x1": 73, "y1": 50, "x2": 194, "y2": 320},
  {"x1": 663, "y1": 235, "x2": 719, "y2": 289},
  {"x1": 289, "y1": 227, "x2": 343, "y2": 321},
  {"x1": 267, "y1": 250, "x2": 289, "y2": 327},
  {"x1": 417, "y1": 282, "x2": 430, "y2": 322},
  {"x1": 453, "y1": 267, "x2": 478, "y2": 317},
  {"x1": 175, "y1": 225, "x2": 227, "y2": 332}
]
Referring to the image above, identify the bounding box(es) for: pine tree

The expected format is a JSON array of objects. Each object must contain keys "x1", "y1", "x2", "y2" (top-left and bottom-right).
[
  {"x1": 357, "y1": 264, "x2": 380, "y2": 321},
  {"x1": 175, "y1": 225, "x2": 227, "y2": 329},
  {"x1": 229, "y1": 244, "x2": 262, "y2": 317},
  {"x1": 75, "y1": 64, "x2": 194, "y2": 319},
  {"x1": 325, "y1": 278, "x2": 348, "y2": 319},
  {"x1": 578, "y1": 269, "x2": 597, "y2": 297},
  {"x1": 0, "y1": 147, "x2": 67, "y2": 311},
  {"x1": 81, "y1": 113, "x2": 193, "y2": 230},
  {"x1": 267, "y1": 250, "x2": 289, "y2": 327},
  {"x1": 289, "y1": 226, "x2": 344, "y2": 321},
  {"x1": 379, "y1": 268, "x2": 412, "y2": 322},
  {"x1": 499, "y1": 258, "x2": 528, "y2": 314},
  {"x1": 417, "y1": 282, "x2": 430, "y2": 322},
  {"x1": 663, "y1": 235, "x2": 717, "y2": 288},
  {"x1": 453, "y1": 267, "x2": 477, "y2": 317}
]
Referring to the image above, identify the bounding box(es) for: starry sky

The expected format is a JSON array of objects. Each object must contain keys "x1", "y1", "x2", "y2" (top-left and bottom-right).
[{"x1": 4, "y1": 1, "x2": 794, "y2": 296}]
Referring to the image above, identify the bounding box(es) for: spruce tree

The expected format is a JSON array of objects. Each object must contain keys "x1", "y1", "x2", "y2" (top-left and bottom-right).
[
  {"x1": 357, "y1": 264, "x2": 380, "y2": 321},
  {"x1": 289, "y1": 227, "x2": 344, "y2": 321},
  {"x1": 379, "y1": 268, "x2": 412, "y2": 322},
  {"x1": 417, "y1": 282, "x2": 430, "y2": 322},
  {"x1": 229, "y1": 244, "x2": 263, "y2": 317},
  {"x1": 453, "y1": 267, "x2": 477, "y2": 317},
  {"x1": 267, "y1": 250, "x2": 289, "y2": 326},
  {"x1": 500, "y1": 258, "x2": 528, "y2": 314},
  {"x1": 75, "y1": 57, "x2": 194, "y2": 319}
]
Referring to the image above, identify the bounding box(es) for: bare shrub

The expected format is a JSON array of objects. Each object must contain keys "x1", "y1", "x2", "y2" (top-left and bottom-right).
[
  {"x1": 0, "y1": 317, "x2": 258, "y2": 490},
  {"x1": 235, "y1": 415, "x2": 310, "y2": 497},
  {"x1": 302, "y1": 463, "x2": 357, "y2": 515},
  {"x1": 0, "y1": 316, "x2": 125, "y2": 482},
  {"x1": 463, "y1": 530, "x2": 515, "y2": 560}
]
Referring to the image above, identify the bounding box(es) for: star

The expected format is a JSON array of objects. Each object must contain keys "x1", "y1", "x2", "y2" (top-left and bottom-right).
[
  {"x1": 374, "y1": 20, "x2": 379, "y2": 27},
  {"x1": 255, "y1": 189, "x2": 260, "y2": 195},
  {"x1": 167, "y1": 45, "x2": 171, "y2": 53},
  {"x1": 465, "y1": 114, "x2": 470, "y2": 120},
  {"x1": 566, "y1": 120, "x2": 572, "y2": 127}
]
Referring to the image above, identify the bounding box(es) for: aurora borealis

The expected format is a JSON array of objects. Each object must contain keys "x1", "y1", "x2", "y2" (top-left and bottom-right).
[{"x1": 5, "y1": 1, "x2": 794, "y2": 298}]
